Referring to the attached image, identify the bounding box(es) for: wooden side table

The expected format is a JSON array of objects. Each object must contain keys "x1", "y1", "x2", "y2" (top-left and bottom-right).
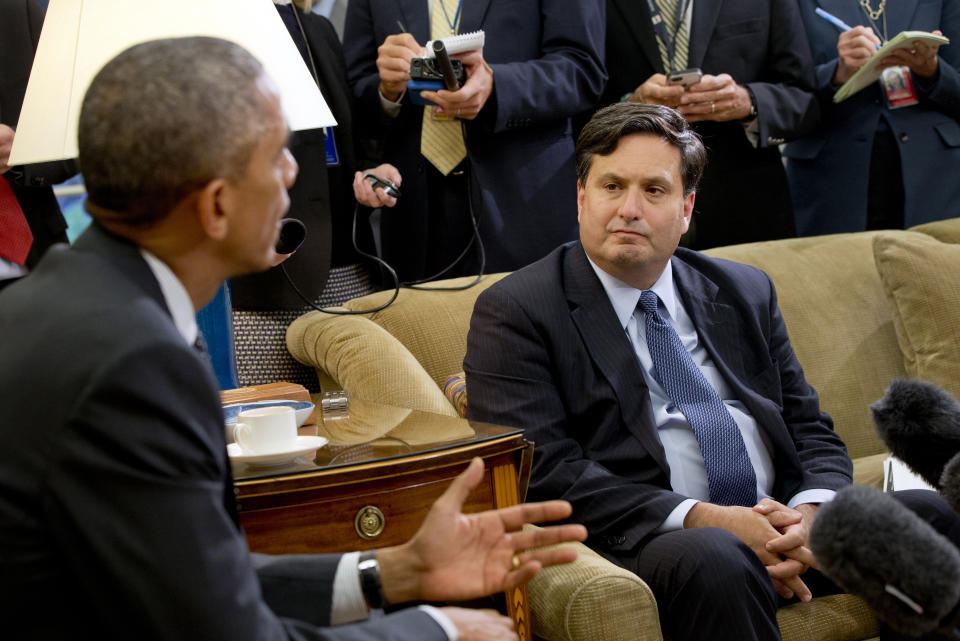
[{"x1": 232, "y1": 399, "x2": 534, "y2": 640}]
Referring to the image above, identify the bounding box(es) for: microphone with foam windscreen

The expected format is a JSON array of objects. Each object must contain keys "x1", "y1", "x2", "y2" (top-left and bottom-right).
[
  {"x1": 432, "y1": 40, "x2": 460, "y2": 91},
  {"x1": 811, "y1": 485, "x2": 960, "y2": 637},
  {"x1": 275, "y1": 218, "x2": 306, "y2": 255},
  {"x1": 871, "y1": 379, "x2": 960, "y2": 492}
]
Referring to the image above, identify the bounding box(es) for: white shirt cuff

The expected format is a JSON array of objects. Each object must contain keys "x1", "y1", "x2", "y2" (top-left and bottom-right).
[
  {"x1": 419, "y1": 604, "x2": 458, "y2": 641},
  {"x1": 330, "y1": 551, "x2": 370, "y2": 625},
  {"x1": 379, "y1": 89, "x2": 405, "y2": 118},
  {"x1": 741, "y1": 117, "x2": 760, "y2": 147},
  {"x1": 787, "y1": 489, "x2": 836, "y2": 509},
  {"x1": 657, "y1": 498, "x2": 700, "y2": 533}
]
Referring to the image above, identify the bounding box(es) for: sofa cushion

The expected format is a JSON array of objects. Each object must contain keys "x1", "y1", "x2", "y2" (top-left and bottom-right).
[{"x1": 873, "y1": 232, "x2": 960, "y2": 399}]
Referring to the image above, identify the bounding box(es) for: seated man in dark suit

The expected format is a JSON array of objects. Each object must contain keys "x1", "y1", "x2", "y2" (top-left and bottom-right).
[
  {"x1": 0, "y1": 37, "x2": 586, "y2": 641},
  {"x1": 464, "y1": 102, "x2": 959, "y2": 641}
]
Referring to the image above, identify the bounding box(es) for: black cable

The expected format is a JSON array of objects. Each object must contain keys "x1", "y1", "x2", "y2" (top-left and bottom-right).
[
  {"x1": 280, "y1": 202, "x2": 401, "y2": 315},
  {"x1": 402, "y1": 157, "x2": 485, "y2": 291}
]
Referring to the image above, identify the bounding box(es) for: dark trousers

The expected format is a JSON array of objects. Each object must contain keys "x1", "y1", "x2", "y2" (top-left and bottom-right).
[
  {"x1": 631, "y1": 527, "x2": 782, "y2": 641},
  {"x1": 621, "y1": 490, "x2": 959, "y2": 641}
]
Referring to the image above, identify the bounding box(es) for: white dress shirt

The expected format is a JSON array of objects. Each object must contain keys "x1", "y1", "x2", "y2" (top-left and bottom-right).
[
  {"x1": 587, "y1": 257, "x2": 834, "y2": 531},
  {"x1": 141, "y1": 251, "x2": 456, "y2": 638}
]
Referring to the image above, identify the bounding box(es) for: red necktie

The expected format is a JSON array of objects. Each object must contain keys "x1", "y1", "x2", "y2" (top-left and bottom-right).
[{"x1": 0, "y1": 176, "x2": 33, "y2": 266}]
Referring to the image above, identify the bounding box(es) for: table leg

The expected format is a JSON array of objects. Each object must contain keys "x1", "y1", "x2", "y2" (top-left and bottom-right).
[{"x1": 492, "y1": 460, "x2": 531, "y2": 641}]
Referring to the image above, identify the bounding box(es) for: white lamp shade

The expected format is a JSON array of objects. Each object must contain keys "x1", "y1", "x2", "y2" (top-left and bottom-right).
[{"x1": 10, "y1": 0, "x2": 336, "y2": 166}]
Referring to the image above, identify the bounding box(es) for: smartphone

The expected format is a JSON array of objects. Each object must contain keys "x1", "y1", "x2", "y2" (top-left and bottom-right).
[
  {"x1": 667, "y1": 68, "x2": 703, "y2": 87},
  {"x1": 363, "y1": 172, "x2": 401, "y2": 199}
]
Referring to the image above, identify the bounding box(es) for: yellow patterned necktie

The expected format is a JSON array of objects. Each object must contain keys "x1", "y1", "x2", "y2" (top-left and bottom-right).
[
  {"x1": 420, "y1": 0, "x2": 467, "y2": 175},
  {"x1": 653, "y1": 0, "x2": 690, "y2": 73}
]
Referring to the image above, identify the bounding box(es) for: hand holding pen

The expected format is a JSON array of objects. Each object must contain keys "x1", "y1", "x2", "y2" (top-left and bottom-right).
[
  {"x1": 814, "y1": 7, "x2": 882, "y2": 84},
  {"x1": 376, "y1": 24, "x2": 422, "y2": 102}
]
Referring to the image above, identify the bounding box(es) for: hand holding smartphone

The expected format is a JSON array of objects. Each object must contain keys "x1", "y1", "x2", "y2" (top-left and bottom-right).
[{"x1": 667, "y1": 68, "x2": 703, "y2": 87}]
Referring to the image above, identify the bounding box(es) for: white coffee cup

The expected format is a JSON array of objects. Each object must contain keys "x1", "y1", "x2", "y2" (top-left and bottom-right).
[{"x1": 235, "y1": 406, "x2": 298, "y2": 454}]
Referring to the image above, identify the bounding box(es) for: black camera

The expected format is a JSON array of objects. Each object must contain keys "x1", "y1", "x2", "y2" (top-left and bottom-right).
[
  {"x1": 409, "y1": 57, "x2": 466, "y2": 85},
  {"x1": 408, "y1": 50, "x2": 466, "y2": 107}
]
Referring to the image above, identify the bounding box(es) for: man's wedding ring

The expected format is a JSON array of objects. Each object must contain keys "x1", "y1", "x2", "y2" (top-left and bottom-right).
[
  {"x1": 512, "y1": 554, "x2": 521, "y2": 569},
  {"x1": 711, "y1": 101, "x2": 716, "y2": 113}
]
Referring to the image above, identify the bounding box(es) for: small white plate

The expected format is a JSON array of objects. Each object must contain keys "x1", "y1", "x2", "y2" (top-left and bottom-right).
[
  {"x1": 227, "y1": 436, "x2": 328, "y2": 468},
  {"x1": 223, "y1": 400, "x2": 315, "y2": 427}
]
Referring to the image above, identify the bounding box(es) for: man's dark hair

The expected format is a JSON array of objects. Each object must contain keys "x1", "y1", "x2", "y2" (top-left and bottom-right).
[
  {"x1": 78, "y1": 37, "x2": 272, "y2": 227},
  {"x1": 576, "y1": 103, "x2": 707, "y2": 196}
]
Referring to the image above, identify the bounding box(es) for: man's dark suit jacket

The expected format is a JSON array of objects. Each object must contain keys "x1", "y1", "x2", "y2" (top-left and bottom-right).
[
  {"x1": 230, "y1": 11, "x2": 359, "y2": 310},
  {"x1": 0, "y1": 0, "x2": 73, "y2": 269},
  {"x1": 343, "y1": 0, "x2": 606, "y2": 279},
  {"x1": 0, "y1": 223, "x2": 446, "y2": 640},
  {"x1": 602, "y1": 0, "x2": 820, "y2": 249},
  {"x1": 464, "y1": 242, "x2": 852, "y2": 565}
]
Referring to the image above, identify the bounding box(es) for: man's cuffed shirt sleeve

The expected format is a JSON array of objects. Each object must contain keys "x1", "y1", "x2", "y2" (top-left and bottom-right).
[
  {"x1": 331, "y1": 551, "x2": 369, "y2": 624},
  {"x1": 419, "y1": 605, "x2": 458, "y2": 641},
  {"x1": 657, "y1": 498, "x2": 700, "y2": 533},
  {"x1": 788, "y1": 489, "x2": 836, "y2": 508}
]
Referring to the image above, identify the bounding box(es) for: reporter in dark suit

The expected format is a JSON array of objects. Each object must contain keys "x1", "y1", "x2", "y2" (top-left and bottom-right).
[
  {"x1": 602, "y1": 0, "x2": 820, "y2": 249},
  {"x1": 0, "y1": 37, "x2": 585, "y2": 641},
  {"x1": 465, "y1": 103, "x2": 851, "y2": 641},
  {"x1": 343, "y1": 0, "x2": 607, "y2": 281}
]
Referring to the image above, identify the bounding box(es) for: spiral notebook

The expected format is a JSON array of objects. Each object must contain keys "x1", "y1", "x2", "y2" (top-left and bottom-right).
[
  {"x1": 424, "y1": 30, "x2": 485, "y2": 57},
  {"x1": 834, "y1": 31, "x2": 950, "y2": 103}
]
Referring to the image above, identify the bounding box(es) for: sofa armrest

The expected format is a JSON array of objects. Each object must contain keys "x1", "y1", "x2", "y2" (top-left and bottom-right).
[
  {"x1": 528, "y1": 540, "x2": 662, "y2": 641},
  {"x1": 286, "y1": 310, "x2": 458, "y2": 417},
  {"x1": 852, "y1": 453, "x2": 888, "y2": 489}
]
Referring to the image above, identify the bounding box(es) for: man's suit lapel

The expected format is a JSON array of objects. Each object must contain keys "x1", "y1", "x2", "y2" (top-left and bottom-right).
[
  {"x1": 671, "y1": 256, "x2": 782, "y2": 412},
  {"x1": 670, "y1": 257, "x2": 746, "y2": 377},
  {"x1": 460, "y1": 0, "x2": 493, "y2": 32},
  {"x1": 564, "y1": 245, "x2": 671, "y2": 474},
  {"x1": 689, "y1": 0, "x2": 723, "y2": 69},
  {"x1": 609, "y1": 0, "x2": 663, "y2": 73},
  {"x1": 397, "y1": 0, "x2": 430, "y2": 43},
  {"x1": 884, "y1": 0, "x2": 919, "y2": 34}
]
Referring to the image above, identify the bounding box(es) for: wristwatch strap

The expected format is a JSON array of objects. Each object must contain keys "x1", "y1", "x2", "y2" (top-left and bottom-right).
[{"x1": 357, "y1": 550, "x2": 389, "y2": 610}]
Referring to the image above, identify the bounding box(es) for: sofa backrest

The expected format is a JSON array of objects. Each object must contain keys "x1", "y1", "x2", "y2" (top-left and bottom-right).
[{"x1": 704, "y1": 232, "x2": 902, "y2": 460}]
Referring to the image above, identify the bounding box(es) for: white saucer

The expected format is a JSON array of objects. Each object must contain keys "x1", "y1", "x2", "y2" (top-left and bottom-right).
[{"x1": 227, "y1": 436, "x2": 328, "y2": 468}]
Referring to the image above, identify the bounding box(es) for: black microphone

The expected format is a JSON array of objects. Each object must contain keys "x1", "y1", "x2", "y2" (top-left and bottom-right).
[
  {"x1": 275, "y1": 218, "x2": 306, "y2": 255},
  {"x1": 432, "y1": 40, "x2": 459, "y2": 91},
  {"x1": 871, "y1": 379, "x2": 960, "y2": 491},
  {"x1": 810, "y1": 485, "x2": 960, "y2": 637}
]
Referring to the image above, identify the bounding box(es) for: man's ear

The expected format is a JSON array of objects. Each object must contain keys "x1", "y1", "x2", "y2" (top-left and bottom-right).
[
  {"x1": 681, "y1": 190, "x2": 695, "y2": 234},
  {"x1": 576, "y1": 180, "x2": 585, "y2": 223},
  {"x1": 197, "y1": 178, "x2": 229, "y2": 241}
]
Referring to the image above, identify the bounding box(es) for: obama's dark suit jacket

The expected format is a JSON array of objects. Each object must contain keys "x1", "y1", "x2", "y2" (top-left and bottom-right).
[{"x1": 0, "y1": 223, "x2": 446, "y2": 641}]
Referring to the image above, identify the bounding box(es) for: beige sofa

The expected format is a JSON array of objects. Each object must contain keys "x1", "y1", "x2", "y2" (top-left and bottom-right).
[{"x1": 287, "y1": 218, "x2": 960, "y2": 641}]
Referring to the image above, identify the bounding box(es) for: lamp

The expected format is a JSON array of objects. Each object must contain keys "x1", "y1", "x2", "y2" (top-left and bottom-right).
[{"x1": 10, "y1": 0, "x2": 335, "y2": 166}]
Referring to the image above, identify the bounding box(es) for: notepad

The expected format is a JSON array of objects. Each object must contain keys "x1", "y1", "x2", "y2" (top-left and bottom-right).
[
  {"x1": 834, "y1": 30, "x2": 950, "y2": 102},
  {"x1": 424, "y1": 30, "x2": 485, "y2": 57}
]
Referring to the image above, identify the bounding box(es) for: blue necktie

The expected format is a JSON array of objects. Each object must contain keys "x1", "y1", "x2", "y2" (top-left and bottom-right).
[{"x1": 639, "y1": 290, "x2": 757, "y2": 506}]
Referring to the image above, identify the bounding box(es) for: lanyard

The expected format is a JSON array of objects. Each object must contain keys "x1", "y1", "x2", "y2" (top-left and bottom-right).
[
  {"x1": 645, "y1": 0, "x2": 692, "y2": 72},
  {"x1": 439, "y1": 0, "x2": 464, "y2": 35}
]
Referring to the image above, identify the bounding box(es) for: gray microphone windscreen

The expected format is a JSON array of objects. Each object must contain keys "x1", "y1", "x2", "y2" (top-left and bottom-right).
[{"x1": 811, "y1": 485, "x2": 960, "y2": 635}]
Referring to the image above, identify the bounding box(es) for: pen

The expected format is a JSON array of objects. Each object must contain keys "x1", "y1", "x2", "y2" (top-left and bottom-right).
[
  {"x1": 396, "y1": 19, "x2": 407, "y2": 33},
  {"x1": 814, "y1": 7, "x2": 882, "y2": 49},
  {"x1": 814, "y1": 7, "x2": 853, "y2": 32}
]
